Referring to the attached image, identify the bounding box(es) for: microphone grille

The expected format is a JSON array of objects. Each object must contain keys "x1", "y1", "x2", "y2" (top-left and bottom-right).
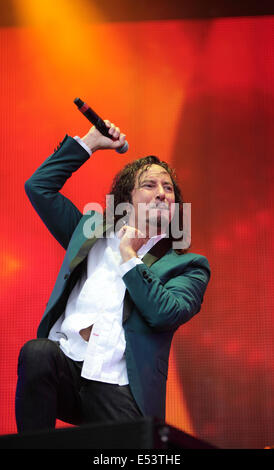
[{"x1": 116, "y1": 140, "x2": 129, "y2": 154}]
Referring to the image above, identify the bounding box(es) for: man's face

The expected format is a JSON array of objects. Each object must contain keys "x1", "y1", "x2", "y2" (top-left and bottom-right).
[{"x1": 128, "y1": 164, "x2": 175, "y2": 236}]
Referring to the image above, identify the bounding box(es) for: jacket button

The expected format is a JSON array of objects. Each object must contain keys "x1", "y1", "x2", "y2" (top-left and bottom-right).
[{"x1": 143, "y1": 272, "x2": 148, "y2": 278}]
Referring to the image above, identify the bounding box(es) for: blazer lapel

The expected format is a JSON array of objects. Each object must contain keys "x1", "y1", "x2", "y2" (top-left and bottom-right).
[
  {"x1": 69, "y1": 221, "x2": 113, "y2": 272},
  {"x1": 142, "y1": 236, "x2": 172, "y2": 267},
  {"x1": 122, "y1": 237, "x2": 172, "y2": 324}
]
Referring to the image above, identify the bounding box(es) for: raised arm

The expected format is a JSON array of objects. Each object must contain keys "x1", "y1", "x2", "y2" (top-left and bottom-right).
[{"x1": 25, "y1": 122, "x2": 126, "y2": 249}]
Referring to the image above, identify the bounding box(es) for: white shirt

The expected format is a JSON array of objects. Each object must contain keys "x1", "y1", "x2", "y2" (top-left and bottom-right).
[
  {"x1": 48, "y1": 135, "x2": 166, "y2": 384},
  {"x1": 48, "y1": 232, "x2": 166, "y2": 385}
]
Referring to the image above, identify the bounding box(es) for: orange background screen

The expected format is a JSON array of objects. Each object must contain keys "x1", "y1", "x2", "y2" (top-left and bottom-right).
[{"x1": 0, "y1": 14, "x2": 273, "y2": 448}]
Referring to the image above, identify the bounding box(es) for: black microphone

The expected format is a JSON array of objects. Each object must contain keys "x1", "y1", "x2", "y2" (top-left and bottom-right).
[{"x1": 73, "y1": 98, "x2": 128, "y2": 154}]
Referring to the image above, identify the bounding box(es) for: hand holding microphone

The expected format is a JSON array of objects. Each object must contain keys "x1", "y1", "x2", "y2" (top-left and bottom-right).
[{"x1": 74, "y1": 98, "x2": 128, "y2": 154}]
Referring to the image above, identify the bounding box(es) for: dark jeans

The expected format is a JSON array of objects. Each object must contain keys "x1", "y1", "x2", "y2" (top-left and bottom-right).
[{"x1": 15, "y1": 338, "x2": 142, "y2": 433}]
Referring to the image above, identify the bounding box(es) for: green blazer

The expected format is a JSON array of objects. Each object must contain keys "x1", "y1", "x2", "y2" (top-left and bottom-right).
[{"x1": 25, "y1": 135, "x2": 211, "y2": 421}]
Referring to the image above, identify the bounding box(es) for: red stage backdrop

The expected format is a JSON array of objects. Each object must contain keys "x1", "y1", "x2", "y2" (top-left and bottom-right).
[{"x1": 0, "y1": 12, "x2": 273, "y2": 449}]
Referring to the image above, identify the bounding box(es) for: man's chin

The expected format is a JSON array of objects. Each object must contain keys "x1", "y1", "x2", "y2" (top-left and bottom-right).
[
  {"x1": 152, "y1": 208, "x2": 170, "y2": 222},
  {"x1": 146, "y1": 212, "x2": 170, "y2": 235}
]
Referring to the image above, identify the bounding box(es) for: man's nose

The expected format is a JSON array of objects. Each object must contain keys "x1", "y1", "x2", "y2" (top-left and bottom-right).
[{"x1": 155, "y1": 186, "x2": 166, "y2": 201}]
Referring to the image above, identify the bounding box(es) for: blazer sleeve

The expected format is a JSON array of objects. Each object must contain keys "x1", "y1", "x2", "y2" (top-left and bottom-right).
[
  {"x1": 122, "y1": 255, "x2": 211, "y2": 332},
  {"x1": 24, "y1": 135, "x2": 91, "y2": 250}
]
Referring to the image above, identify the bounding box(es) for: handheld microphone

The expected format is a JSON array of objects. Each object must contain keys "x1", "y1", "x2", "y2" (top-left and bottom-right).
[{"x1": 73, "y1": 98, "x2": 128, "y2": 154}]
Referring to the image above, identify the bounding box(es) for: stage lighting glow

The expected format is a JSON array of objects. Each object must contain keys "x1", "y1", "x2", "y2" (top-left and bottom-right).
[{"x1": 13, "y1": 0, "x2": 103, "y2": 67}]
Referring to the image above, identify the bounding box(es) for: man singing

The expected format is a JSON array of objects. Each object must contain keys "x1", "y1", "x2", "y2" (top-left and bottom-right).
[{"x1": 15, "y1": 120, "x2": 210, "y2": 432}]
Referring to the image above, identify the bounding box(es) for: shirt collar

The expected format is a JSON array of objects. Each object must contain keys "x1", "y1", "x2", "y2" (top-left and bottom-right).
[
  {"x1": 110, "y1": 231, "x2": 167, "y2": 258},
  {"x1": 136, "y1": 232, "x2": 167, "y2": 257}
]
